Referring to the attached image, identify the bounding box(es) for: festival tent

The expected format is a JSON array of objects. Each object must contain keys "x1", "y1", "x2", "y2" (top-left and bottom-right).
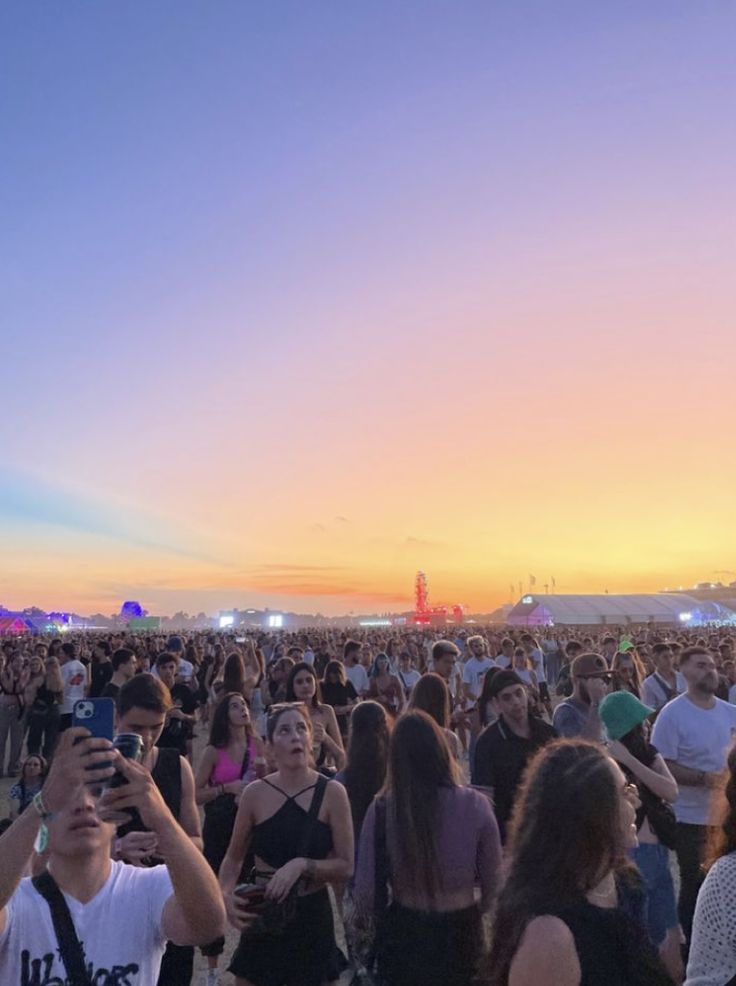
[
  {"x1": 507, "y1": 593, "x2": 736, "y2": 627},
  {"x1": 0, "y1": 616, "x2": 29, "y2": 636}
]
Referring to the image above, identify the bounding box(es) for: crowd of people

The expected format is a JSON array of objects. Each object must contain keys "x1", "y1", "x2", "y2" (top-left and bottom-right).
[{"x1": 1, "y1": 623, "x2": 736, "y2": 985}]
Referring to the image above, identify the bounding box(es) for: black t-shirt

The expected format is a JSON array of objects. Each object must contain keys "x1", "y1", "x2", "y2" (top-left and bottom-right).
[
  {"x1": 157, "y1": 683, "x2": 198, "y2": 755},
  {"x1": 89, "y1": 661, "x2": 113, "y2": 699},
  {"x1": 320, "y1": 679, "x2": 357, "y2": 735},
  {"x1": 100, "y1": 681, "x2": 120, "y2": 701},
  {"x1": 472, "y1": 715, "x2": 557, "y2": 841}
]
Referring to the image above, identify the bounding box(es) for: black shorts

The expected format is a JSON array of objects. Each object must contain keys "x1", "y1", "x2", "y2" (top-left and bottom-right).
[{"x1": 228, "y1": 888, "x2": 346, "y2": 986}]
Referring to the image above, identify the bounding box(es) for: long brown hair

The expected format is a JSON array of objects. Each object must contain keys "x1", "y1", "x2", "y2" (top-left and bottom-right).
[
  {"x1": 408, "y1": 672, "x2": 450, "y2": 729},
  {"x1": 488, "y1": 740, "x2": 634, "y2": 985},
  {"x1": 384, "y1": 711, "x2": 461, "y2": 905},
  {"x1": 208, "y1": 692, "x2": 254, "y2": 749},
  {"x1": 223, "y1": 652, "x2": 246, "y2": 695},
  {"x1": 611, "y1": 649, "x2": 646, "y2": 696},
  {"x1": 706, "y1": 741, "x2": 736, "y2": 870},
  {"x1": 344, "y1": 701, "x2": 390, "y2": 840}
]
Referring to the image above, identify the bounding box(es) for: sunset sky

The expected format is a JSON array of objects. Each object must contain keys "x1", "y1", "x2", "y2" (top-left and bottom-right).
[{"x1": 2, "y1": 3, "x2": 735, "y2": 617}]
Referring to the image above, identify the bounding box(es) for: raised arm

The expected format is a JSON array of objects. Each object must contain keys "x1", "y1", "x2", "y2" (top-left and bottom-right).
[
  {"x1": 100, "y1": 753, "x2": 224, "y2": 946},
  {"x1": 0, "y1": 729, "x2": 115, "y2": 935},
  {"x1": 321, "y1": 705, "x2": 346, "y2": 770}
]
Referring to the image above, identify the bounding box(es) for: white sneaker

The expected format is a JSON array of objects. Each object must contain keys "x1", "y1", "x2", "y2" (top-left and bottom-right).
[{"x1": 201, "y1": 970, "x2": 220, "y2": 986}]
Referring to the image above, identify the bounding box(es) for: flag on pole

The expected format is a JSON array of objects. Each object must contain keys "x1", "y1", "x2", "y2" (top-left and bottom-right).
[
  {"x1": 529, "y1": 574, "x2": 536, "y2": 587},
  {"x1": 551, "y1": 576, "x2": 556, "y2": 590},
  {"x1": 509, "y1": 583, "x2": 515, "y2": 599}
]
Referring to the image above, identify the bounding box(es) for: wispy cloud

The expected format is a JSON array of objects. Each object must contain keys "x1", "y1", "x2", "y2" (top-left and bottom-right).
[
  {"x1": 0, "y1": 468, "x2": 221, "y2": 564},
  {"x1": 404, "y1": 536, "x2": 445, "y2": 548}
]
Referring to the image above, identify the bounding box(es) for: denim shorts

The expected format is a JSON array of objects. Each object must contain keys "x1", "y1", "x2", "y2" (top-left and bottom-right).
[{"x1": 631, "y1": 842, "x2": 679, "y2": 945}]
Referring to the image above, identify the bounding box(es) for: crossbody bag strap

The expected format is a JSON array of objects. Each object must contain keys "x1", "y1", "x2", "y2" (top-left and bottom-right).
[
  {"x1": 32, "y1": 871, "x2": 92, "y2": 986},
  {"x1": 295, "y1": 774, "x2": 329, "y2": 859},
  {"x1": 653, "y1": 672, "x2": 675, "y2": 703}
]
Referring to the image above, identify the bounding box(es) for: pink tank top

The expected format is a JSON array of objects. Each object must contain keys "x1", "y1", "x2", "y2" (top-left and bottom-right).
[{"x1": 210, "y1": 737, "x2": 258, "y2": 785}]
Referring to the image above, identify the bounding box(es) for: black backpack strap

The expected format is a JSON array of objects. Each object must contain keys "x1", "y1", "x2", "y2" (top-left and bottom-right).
[
  {"x1": 32, "y1": 871, "x2": 92, "y2": 986},
  {"x1": 296, "y1": 774, "x2": 328, "y2": 859}
]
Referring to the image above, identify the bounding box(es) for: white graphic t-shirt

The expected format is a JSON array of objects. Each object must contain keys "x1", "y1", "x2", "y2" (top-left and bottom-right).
[
  {"x1": 0, "y1": 860, "x2": 173, "y2": 985},
  {"x1": 60, "y1": 660, "x2": 88, "y2": 715}
]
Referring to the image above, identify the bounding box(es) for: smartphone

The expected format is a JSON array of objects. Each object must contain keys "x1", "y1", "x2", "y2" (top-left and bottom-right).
[
  {"x1": 73, "y1": 698, "x2": 115, "y2": 781},
  {"x1": 234, "y1": 883, "x2": 267, "y2": 911},
  {"x1": 72, "y1": 698, "x2": 115, "y2": 741}
]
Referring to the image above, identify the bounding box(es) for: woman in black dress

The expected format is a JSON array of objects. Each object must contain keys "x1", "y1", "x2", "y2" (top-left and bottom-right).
[{"x1": 220, "y1": 702, "x2": 354, "y2": 986}]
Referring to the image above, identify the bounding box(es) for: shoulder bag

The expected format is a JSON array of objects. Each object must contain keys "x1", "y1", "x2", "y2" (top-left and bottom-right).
[
  {"x1": 204, "y1": 741, "x2": 252, "y2": 826},
  {"x1": 243, "y1": 774, "x2": 329, "y2": 939}
]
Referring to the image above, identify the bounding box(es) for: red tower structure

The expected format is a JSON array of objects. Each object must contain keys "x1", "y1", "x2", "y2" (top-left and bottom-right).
[
  {"x1": 413, "y1": 571, "x2": 464, "y2": 625},
  {"x1": 415, "y1": 571, "x2": 430, "y2": 615}
]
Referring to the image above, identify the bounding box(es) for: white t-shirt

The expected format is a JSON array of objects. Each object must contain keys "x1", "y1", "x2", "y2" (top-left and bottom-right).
[
  {"x1": 345, "y1": 664, "x2": 369, "y2": 696},
  {"x1": 462, "y1": 657, "x2": 496, "y2": 700},
  {"x1": 397, "y1": 668, "x2": 421, "y2": 695},
  {"x1": 641, "y1": 671, "x2": 686, "y2": 712},
  {"x1": 651, "y1": 693, "x2": 736, "y2": 825},
  {"x1": 176, "y1": 658, "x2": 194, "y2": 683},
  {"x1": 0, "y1": 860, "x2": 173, "y2": 985},
  {"x1": 60, "y1": 660, "x2": 88, "y2": 714}
]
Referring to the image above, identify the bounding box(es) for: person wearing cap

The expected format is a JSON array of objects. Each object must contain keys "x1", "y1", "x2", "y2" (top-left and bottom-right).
[
  {"x1": 554, "y1": 639, "x2": 583, "y2": 698},
  {"x1": 471, "y1": 670, "x2": 557, "y2": 842},
  {"x1": 552, "y1": 653, "x2": 611, "y2": 742},
  {"x1": 600, "y1": 691, "x2": 682, "y2": 982}
]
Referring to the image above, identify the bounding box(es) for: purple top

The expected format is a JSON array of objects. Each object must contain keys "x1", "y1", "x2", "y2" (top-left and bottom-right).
[{"x1": 354, "y1": 784, "x2": 502, "y2": 912}]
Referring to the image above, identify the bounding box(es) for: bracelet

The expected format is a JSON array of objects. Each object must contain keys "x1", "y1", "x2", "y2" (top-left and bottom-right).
[
  {"x1": 32, "y1": 791, "x2": 53, "y2": 820},
  {"x1": 32, "y1": 792, "x2": 54, "y2": 855}
]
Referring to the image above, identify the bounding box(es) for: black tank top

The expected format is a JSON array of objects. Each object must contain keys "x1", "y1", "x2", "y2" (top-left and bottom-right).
[
  {"x1": 549, "y1": 876, "x2": 671, "y2": 986},
  {"x1": 32, "y1": 682, "x2": 60, "y2": 712},
  {"x1": 250, "y1": 776, "x2": 333, "y2": 869}
]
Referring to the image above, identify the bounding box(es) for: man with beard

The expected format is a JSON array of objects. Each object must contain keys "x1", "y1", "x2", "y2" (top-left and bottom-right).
[
  {"x1": 471, "y1": 670, "x2": 556, "y2": 842},
  {"x1": 552, "y1": 652, "x2": 611, "y2": 742},
  {"x1": 652, "y1": 645, "x2": 736, "y2": 948}
]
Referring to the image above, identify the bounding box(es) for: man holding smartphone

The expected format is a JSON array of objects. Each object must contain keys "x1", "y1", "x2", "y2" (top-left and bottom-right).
[
  {"x1": 552, "y1": 653, "x2": 611, "y2": 742},
  {"x1": 0, "y1": 729, "x2": 225, "y2": 985}
]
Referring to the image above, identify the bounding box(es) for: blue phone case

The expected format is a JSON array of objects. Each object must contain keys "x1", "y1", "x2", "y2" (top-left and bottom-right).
[{"x1": 72, "y1": 698, "x2": 115, "y2": 742}]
